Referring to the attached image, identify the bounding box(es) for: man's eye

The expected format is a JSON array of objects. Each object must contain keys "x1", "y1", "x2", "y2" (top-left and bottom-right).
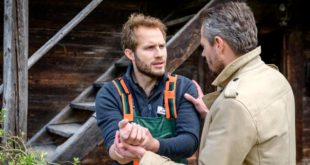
[{"x1": 146, "y1": 46, "x2": 154, "y2": 50}]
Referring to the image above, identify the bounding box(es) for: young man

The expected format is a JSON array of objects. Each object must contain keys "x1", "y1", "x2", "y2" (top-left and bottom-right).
[
  {"x1": 122, "y1": 2, "x2": 296, "y2": 165},
  {"x1": 95, "y1": 13, "x2": 200, "y2": 164}
]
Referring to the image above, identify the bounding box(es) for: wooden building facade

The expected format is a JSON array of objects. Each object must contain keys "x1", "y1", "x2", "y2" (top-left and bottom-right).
[{"x1": 0, "y1": 0, "x2": 309, "y2": 164}]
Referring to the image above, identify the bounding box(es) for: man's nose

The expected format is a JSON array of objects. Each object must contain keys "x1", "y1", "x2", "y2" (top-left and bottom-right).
[{"x1": 154, "y1": 46, "x2": 164, "y2": 57}]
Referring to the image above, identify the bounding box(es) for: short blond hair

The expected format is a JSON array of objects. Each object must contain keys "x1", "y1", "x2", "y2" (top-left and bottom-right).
[{"x1": 121, "y1": 13, "x2": 167, "y2": 51}]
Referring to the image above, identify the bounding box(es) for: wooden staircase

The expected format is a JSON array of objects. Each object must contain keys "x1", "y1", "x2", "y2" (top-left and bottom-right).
[{"x1": 27, "y1": 0, "x2": 223, "y2": 163}]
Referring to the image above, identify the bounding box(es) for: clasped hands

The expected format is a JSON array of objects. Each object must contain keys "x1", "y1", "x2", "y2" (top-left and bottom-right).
[{"x1": 110, "y1": 119, "x2": 158, "y2": 164}]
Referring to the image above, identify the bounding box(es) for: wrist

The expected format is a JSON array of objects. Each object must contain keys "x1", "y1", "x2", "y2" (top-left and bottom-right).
[{"x1": 147, "y1": 138, "x2": 159, "y2": 152}]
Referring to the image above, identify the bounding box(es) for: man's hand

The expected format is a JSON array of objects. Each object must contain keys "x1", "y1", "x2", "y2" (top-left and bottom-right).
[
  {"x1": 114, "y1": 131, "x2": 140, "y2": 159},
  {"x1": 184, "y1": 80, "x2": 209, "y2": 119},
  {"x1": 118, "y1": 119, "x2": 146, "y2": 146},
  {"x1": 140, "y1": 127, "x2": 159, "y2": 152},
  {"x1": 109, "y1": 131, "x2": 137, "y2": 164},
  {"x1": 118, "y1": 119, "x2": 159, "y2": 152},
  {"x1": 122, "y1": 142, "x2": 146, "y2": 159}
]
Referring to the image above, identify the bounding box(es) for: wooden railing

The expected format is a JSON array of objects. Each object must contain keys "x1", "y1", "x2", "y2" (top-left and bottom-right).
[
  {"x1": 1, "y1": 0, "x2": 104, "y2": 95},
  {"x1": 1, "y1": 0, "x2": 104, "y2": 140}
]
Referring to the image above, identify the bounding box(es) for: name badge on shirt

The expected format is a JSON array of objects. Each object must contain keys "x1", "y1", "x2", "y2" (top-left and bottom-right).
[{"x1": 157, "y1": 106, "x2": 166, "y2": 115}]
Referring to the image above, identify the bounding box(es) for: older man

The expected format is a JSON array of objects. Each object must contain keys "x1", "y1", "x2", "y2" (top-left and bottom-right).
[{"x1": 122, "y1": 2, "x2": 296, "y2": 165}]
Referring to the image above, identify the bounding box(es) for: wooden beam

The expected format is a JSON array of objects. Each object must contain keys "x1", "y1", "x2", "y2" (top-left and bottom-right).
[
  {"x1": 165, "y1": 14, "x2": 195, "y2": 27},
  {"x1": 284, "y1": 31, "x2": 304, "y2": 162},
  {"x1": 27, "y1": 0, "x2": 104, "y2": 69},
  {"x1": 0, "y1": 0, "x2": 103, "y2": 95},
  {"x1": 3, "y1": 0, "x2": 28, "y2": 140}
]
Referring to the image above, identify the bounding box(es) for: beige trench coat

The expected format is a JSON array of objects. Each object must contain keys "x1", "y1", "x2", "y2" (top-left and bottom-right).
[{"x1": 140, "y1": 47, "x2": 296, "y2": 165}]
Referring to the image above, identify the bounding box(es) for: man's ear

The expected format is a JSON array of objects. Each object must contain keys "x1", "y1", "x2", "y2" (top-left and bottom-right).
[
  {"x1": 214, "y1": 36, "x2": 224, "y2": 53},
  {"x1": 124, "y1": 48, "x2": 134, "y2": 61}
]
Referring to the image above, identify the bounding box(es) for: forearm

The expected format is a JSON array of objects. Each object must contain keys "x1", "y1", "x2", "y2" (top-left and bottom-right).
[
  {"x1": 158, "y1": 134, "x2": 198, "y2": 159},
  {"x1": 96, "y1": 85, "x2": 124, "y2": 153}
]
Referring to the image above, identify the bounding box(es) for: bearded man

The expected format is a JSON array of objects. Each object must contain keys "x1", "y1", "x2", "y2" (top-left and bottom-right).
[{"x1": 95, "y1": 13, "x2": 200, "y2": 165}]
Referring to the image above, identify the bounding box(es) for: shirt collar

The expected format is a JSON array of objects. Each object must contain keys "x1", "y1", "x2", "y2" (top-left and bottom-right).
[{"x1": 212, "y1": 46, "x2": 261, "y2": 87}]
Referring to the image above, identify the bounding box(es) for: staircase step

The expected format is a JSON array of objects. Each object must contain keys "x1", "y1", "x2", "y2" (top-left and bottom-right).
[
  {"x1": 70, "y1": 102, "x2": 95, "y2": 111},
  {"x1": 93, "y1": 81, "x2": 108, "y2": 88},
  {"x1": 30, "y1": 144, "x2": 57, "y2": 160},
  {"x1": 47, "y1": 123, "x2": 82, "y2": 138}
]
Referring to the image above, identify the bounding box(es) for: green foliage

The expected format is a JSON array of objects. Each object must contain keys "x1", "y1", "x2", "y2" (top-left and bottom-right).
[
  {"x1": 72, "y1": 157, "x2": 80, "y2": 165},
  {"x1": 0, "y1": 109, "x2": 80, "y2": 165}
]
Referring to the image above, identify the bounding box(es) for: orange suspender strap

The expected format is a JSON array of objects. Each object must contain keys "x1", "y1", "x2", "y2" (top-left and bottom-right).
[
  {"x1": 112, "y1": 78, "x2": 134, "y2": 122},
  {"x1": 164, "y1": 74, "x2": 178, "y2": 119},
  {"x1": 133, "y1": 160, "x2": 139, "y2": 165},
  {"x1": 112, "y1": 78, "x2": 139, "y2": 165}
]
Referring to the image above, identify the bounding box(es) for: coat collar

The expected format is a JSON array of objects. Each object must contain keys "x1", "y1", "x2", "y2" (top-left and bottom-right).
[{"x1": 212, "y1": 46, "x2": 261, "y2": 88}]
